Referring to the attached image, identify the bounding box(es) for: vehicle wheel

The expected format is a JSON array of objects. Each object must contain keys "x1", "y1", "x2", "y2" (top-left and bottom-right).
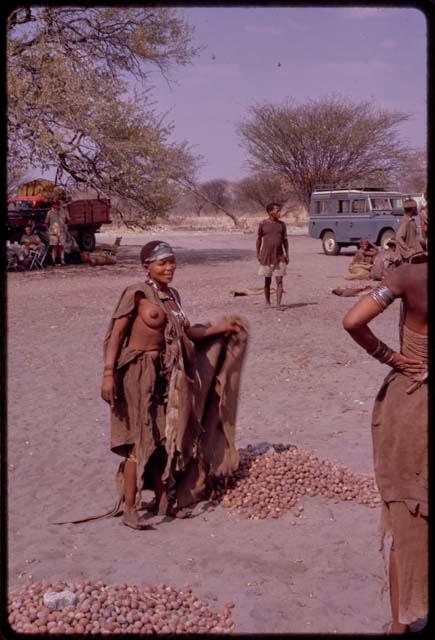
[
  {"x1": 78, "y1": 230, "x2": 96, "y2": 252},
  {"x1": 379, "y1": 229, "x2": 395, "y2": 251},
  {"x1": 322, "y1": 231, "x2": 341, "y2": 255}
]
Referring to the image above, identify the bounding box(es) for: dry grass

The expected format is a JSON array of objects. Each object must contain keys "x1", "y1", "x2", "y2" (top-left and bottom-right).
[{"x1": 104, "y1": 210, "x2": 309, "y2": 234}]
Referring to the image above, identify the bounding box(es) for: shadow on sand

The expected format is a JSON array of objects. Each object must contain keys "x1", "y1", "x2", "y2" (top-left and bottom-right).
[{"x1": 275, "y1": 302, "x2": 319, "y2": 311}]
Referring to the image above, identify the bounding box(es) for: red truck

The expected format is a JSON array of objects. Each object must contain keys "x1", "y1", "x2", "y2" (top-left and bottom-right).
[{"x1": 7, "y1": 195, "x2": 111, "y2": 251}]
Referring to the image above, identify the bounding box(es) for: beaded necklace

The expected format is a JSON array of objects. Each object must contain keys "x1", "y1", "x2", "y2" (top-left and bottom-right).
[{"x1": 146, "y1": 277, "x2": 188, "y2": 327}]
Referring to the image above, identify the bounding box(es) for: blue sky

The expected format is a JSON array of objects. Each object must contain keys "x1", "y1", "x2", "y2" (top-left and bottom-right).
[{"x1": 146, "y1": 6, "x2": 427, "y2": 182}]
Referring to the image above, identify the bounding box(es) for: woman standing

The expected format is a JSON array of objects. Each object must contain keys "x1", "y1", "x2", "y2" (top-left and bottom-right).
[
  {"x1": 102, "y1": 241, "x2": 248, "y2": 529},
  {"x1": 342, "y1": 211, "x2": 428, "y2": 633}
]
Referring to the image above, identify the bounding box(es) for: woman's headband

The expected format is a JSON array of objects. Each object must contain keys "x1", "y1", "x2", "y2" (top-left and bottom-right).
[{"x1": 143, "y1": 242, "x2": 174, "y2": 263}]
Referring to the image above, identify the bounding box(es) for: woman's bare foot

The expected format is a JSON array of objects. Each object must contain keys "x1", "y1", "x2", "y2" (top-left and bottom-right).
[
  {"x1": 165, "y1": 505, "x2": 193, "y2": 519},
  {"x1": 174, "y1": 507, "x2": 193, "y2": 519},
  {"x1": 123, "y1": 507, "x2": 152, "y2": 530},
  {"x1": 383, "y1": 621, "x2": 409, "y2": 635}
]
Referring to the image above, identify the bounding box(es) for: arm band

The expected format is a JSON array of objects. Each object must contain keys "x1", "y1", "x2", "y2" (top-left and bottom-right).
[{"x1": 369, "y1": 285, "x2": 395, "y2": 310}]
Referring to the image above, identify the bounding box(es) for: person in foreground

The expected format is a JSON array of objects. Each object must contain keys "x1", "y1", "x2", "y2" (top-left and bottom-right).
[
  {"x1": 342, "y1": 211, "x2": 428, "y2": 633},
  {"x1": 256, "y1": 202, "x2": 289, "y2": 308},
  {"x1": 102, "y1": 241, "x2": 248, "y2": 529}
]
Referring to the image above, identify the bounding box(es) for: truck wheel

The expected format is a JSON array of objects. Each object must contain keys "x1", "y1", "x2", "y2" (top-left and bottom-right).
[
  {"x1": 79, "y1": 230, "x2": 96, "y2": 252},
  {"x1": 379, "y1": 229, "x2": 395, "y2": 251},
  {"x1": 322, "y1": 231, "x2": 341, "y2": 256}
]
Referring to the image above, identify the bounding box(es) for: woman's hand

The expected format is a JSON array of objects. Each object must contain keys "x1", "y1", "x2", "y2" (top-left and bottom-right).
[
  {"x1": 215, "y1": 317, "x2": 242, "y2": 336},
  {"x1": 101, "y1": 374, "x2": 116, "y2": 408},
  {"x1": 389, "y1": 352, "x2": 427, "y2": 377}
]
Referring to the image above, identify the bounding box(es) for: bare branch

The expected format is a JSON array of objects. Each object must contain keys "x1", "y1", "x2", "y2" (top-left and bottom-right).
[{"x1": 237, "y1": 95, "x2": 413, "y2": 210}]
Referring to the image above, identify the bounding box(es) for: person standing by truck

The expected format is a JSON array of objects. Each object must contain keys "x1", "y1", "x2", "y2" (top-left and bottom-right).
[{"x1": 45, "y1": 198, "x2": 70, "y2": 266}]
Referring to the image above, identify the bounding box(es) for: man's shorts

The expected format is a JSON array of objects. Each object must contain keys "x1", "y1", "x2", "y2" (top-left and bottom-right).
[
  {"x1": 258, "y1": 261, "x2": 287, "y2": 277},
  {"x1": 49, "y1": 233, "x2": 66, "y2": 246}
]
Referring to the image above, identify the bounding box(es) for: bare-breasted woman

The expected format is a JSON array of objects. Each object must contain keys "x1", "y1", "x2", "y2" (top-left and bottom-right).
[{"x1": 102, "y1": 241, "x2": 246, "y2": 529}]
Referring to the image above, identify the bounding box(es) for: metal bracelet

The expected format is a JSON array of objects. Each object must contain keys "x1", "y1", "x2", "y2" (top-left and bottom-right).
[
  {"x1": 366, "y1": 340, "x2": 381, "y2": 358},
  {"x1": 377, "y1": 345, "x2": 395, "y2": 364},
  {"x1": 366, "y1": 339, "x2": 394, "y2": 364},
  {"x1": 369, "y1": 285, "x2": 396, "y2": 310}
]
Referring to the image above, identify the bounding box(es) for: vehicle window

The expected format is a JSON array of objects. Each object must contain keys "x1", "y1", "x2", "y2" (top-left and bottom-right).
[
  {"x1": 351, "y1": 199, "x2": 367, "y2": 213},
  {"x1": 337, "y1": 200, "x2": 350, "y2": 213},
  {"x1": 370, "y1": 198, "x2": 392, "y2": 210},
  {"x1": 391, "y1": 198, "x2": 403, "y2": 208},
  {"x1": 315, "y1": 200, "x2": 331, "y2": 214}
]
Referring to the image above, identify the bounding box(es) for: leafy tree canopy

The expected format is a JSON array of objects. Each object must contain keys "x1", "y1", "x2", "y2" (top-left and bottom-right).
[{"x1": 8, "y1": 7, "x2": 200, "y2": 224}]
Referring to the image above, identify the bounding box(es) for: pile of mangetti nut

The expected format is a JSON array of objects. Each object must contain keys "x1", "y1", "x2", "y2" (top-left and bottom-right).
[
  {"x1": 209, "y1": 444, "x2": 379, "y2": 519},
  {"x1": 8, "y1": 580, "x2": 236, "y2": 634}
]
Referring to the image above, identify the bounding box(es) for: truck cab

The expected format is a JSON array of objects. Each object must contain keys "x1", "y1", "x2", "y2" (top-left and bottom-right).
[{"x1": 308, "y1": 185, "x2": 404, "y2": 255}]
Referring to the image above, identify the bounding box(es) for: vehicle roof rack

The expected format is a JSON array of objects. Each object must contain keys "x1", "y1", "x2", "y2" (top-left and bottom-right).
[{"x1": 313, "y1": 183, "x2": 390, "y2": 192}]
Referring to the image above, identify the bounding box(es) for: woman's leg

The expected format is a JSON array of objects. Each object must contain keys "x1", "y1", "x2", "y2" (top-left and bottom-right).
[
  {"x1": 389, "y1": 546, "x2": 409, "y2": 634},
  {"x1": 122, "y1": 450, "x2": 151, "y2": 530},
  {"x1": 149, "y1": 447, "x2": 169, "y2": 515},
  {"x1": 123, "y1": 458, "x2": 137, "y2": 510}
]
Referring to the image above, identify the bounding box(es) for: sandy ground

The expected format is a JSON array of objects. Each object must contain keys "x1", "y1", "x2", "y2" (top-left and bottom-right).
[{"x1": 7, "y1": 230, "x2": 402, "y2": 634}]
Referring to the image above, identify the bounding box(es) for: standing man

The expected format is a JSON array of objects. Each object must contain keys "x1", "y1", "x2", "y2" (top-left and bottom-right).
[
  {"x1": 396, "y1": 198, "x2": 424, "y2": 262},
  {"x1": 45, "y1": 198, "x2": 70, "y2": 266},
  {"x1": 342, "y1": 207, "x2": 428, "y2": 633},
  {"x1": 256, "y1": 202, "x2": 289, "y2": 308}
]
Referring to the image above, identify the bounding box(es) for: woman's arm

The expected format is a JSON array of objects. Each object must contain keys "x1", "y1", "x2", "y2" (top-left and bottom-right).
[
  {"x1": 343, "y1": 280, "x2": 426, "y2": 377},
  {"x1": 101, "y1": 315, "x2": 130, "y2": 407},
  {"x1": 186, "y1": 317, "x2": 242, "y2": 342},
  {"x1": 365, "y1": 242, "x2": 378, "y2": 257}
]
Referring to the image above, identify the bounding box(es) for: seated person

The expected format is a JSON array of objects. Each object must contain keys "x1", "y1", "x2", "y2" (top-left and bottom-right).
[
  {"x1": 7, "y1": 241, "x2": 26, "y2": 270},
  {"x1": 345, "y1": 239, "x2": 378, "y2": 280},
  {"x1": 371, "y1": 237, "x2": 402, "y2": 281},
  {"x1": 20, "y1": 224, "x2": 44, "y2": 257}
]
